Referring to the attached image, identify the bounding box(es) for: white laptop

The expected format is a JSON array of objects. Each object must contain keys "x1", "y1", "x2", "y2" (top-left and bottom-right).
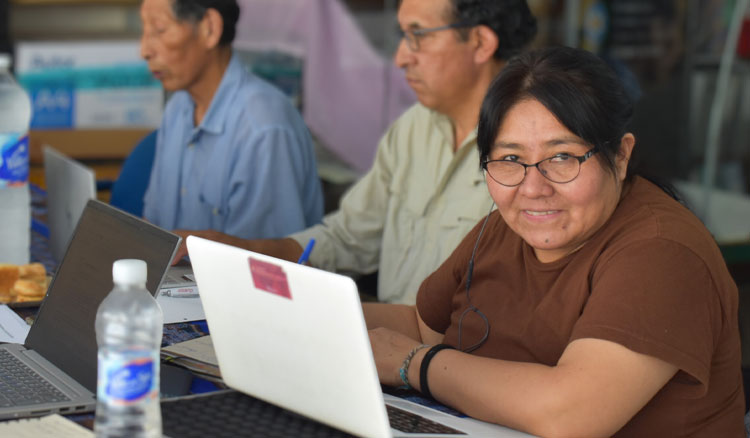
[
  {"x1": 185, "y1": 236, "x2": 533, "y2": 438},
  {"x1": 43, "y1": 145, "x2": 97, "y2": 264}
]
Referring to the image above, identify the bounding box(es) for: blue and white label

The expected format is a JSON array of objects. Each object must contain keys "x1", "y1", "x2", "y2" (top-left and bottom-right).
[
  {"x1": 18, "y1": 64, "x2": 162, "y2": 129},
  {"x1": 29, "y1": 87, "x2": 74, "y2": 128},
  {"x1": 0, "y1": 133, "x2": 29, "y2": 188},
  {"x1": 97, "y1": 350, "x2": 158, "y2": 405}
]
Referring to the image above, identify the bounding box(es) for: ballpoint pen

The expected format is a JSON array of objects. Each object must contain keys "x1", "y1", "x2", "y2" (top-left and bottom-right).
[
  {"x1": 161, "y1": 288, "x2": 200, "y2": 298},
  {"x1": 296, "y1": 238, "x2": 316, "y2": 264}
]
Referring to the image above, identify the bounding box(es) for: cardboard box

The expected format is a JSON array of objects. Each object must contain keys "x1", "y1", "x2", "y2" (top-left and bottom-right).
[{"x1": 15, "y1": 41, "x2": 163, "y2": 130}]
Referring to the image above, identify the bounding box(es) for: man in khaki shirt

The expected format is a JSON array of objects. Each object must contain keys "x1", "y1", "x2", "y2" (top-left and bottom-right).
[{"x1": 172, "y1": 0, "x2": 538, "y2": 304}]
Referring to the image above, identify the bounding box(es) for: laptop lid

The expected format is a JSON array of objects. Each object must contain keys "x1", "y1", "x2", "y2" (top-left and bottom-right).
[
  {"x1": 42, "y1": 145, "x2": 97, "y2": 264},
  {"x1": 186, "y1": 236, "x2": 391, "y2": 438},
  {"x1": 186, "y1": 237, "x2": 533, "y2": 438},
  {"x1": 26, "y1": 199, "x2": 181, "y2": 393}
]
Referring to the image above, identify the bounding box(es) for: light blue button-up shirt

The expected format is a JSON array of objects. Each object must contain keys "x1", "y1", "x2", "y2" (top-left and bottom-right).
[{"x1": 143, "y1": 54, "x2": 323, "y2": 238}]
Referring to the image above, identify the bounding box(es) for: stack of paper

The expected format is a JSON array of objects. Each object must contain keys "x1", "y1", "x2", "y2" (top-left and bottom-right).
[{"x1": 161, "y1": 335, "x2": 221, "y2": 382}]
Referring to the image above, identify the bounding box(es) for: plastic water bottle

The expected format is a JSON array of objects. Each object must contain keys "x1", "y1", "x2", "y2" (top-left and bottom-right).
[
  {"x1": 95, "y1": 259, "x2": 163, "y2": 438},
  {"x1": 0, "y1": 54, "x2": 31, "y2": 265}
]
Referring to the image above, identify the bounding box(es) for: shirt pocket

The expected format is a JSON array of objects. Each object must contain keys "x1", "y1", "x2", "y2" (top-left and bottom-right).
[
  {"x1": 438, "y1": 187, "x2": 492, "y2": 230},
  {"x1": 198, "y1": 179, "x2": 226, "y2": 228},
  {"x1": 382, "y1": 188, "x2": 421, "y2": 271}
]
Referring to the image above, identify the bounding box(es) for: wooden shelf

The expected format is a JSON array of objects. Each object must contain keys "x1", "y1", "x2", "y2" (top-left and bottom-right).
[
  {"x1": 11, "y1": 0, "x2": 138, "y2": 5},
  {"x1": 28, "y1": 128, "x2": 152, "y2": 164}
]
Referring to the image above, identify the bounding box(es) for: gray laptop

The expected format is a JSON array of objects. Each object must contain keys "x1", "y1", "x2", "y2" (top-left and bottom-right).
[
  {"x1": 0, "y1": 200, "x2": 180, "y2": 420},
  {"x1": 42, "y1": 144, "x2": 195, "y2": 290},
  {"x1": 43, "y1": 145, "x2": 97, "y2": 264},
  {"x1": 185, "y1": 236, "x2": 532, "y2": 438}
]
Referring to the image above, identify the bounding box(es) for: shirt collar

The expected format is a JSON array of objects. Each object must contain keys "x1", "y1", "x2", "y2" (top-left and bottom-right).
[
  {"x1": 432, "y1": 109, "x2": 478, "y2": 151},
  {"x1": 193, "y1": 52, "x2": 243, "y2": 136}
]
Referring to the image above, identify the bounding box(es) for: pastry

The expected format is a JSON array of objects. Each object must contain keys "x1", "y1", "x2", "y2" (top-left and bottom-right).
[
  {"x1": 0, "y1": 264, "x2": 19, "y2": 301},
  {"x1": 13, "y1": 279, "x2": 45, "y2": 300},
  {"x1": 18, "y1": 262, "x2": 46, "y2": 281}
]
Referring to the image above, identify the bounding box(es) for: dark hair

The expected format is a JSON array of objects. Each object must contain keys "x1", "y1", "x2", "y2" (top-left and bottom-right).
[
  {"x1": 477, "y1": 46, "x2": 682, "y2": 200},
  {"x1": 447, "y1": 0, "x2": 537, "y2": 60},
  {"x1": 171, "y1": 0, "x2": 240, "y2": 46}
]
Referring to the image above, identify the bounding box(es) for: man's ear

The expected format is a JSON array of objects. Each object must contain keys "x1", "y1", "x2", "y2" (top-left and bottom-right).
[
  {"x1": 199, "y1": 8, "x2": 224, "y2": 49},
  {"x1": 473, "y1": 25, "x2": 499, "y2": 64}
]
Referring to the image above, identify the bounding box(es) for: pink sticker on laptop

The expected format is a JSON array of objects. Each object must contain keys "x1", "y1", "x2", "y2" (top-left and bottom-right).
[{"x1": 248, "y1": 257, "x2": 292, "y2": 299}]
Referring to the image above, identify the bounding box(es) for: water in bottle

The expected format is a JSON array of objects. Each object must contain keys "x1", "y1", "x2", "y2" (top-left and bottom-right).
[
  {"x1": 0, "y1": 54, "x2": 31, "y2": 264},
  {"x1": 95, "y1": 259, "x2": 163, "y2": 438}
]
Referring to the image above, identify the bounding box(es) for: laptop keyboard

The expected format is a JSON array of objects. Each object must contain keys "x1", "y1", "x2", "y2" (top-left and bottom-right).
[
  {"x1": 162, "y1": 390, "x2": 355, "y2": 437},
  {"x1": 386, "y1": 404, "x2": 466, "y2": 435},
  {"x1": 162, "y1": 390, "x2": 468, "y2": 437},
  {"x1": 0, "y1": 350, "x2": 71, "y2": 407},
  {"x1": 163, "y1": 273, "x2": 184, "y2": 284}
]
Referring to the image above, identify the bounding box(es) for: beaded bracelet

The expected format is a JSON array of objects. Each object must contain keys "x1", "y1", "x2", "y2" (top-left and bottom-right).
[
  {"x1": 419, "y1": 344, "x2": 455, "y2": 399},
  {"x1": 398, "y1": 344, "x2": 430, "y2": 390}
]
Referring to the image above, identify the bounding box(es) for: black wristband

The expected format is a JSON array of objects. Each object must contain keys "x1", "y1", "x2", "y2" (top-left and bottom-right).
[{"x1": 419, "y1": 344, "x2": 455, "y2": 400}]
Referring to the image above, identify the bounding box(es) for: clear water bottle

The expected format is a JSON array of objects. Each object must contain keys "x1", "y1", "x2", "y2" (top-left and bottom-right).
[
  {"x1": 95, "y1": 259, "x2": 163, "y2": 438},
  {"x1": 0, "y1": 53, "x2": 31, "y2": 264}
]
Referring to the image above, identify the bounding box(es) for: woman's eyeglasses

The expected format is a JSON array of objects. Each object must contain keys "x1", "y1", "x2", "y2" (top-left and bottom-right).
[{"x1": 482, "y1": 147, "x2": 600, "y2": 187}]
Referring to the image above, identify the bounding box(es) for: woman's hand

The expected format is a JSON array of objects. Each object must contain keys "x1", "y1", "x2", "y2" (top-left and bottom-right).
[{"x1": 368, "y1": 327, "x2": 424, "y2": 387}]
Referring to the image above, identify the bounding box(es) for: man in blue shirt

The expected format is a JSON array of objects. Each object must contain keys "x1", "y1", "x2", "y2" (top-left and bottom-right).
[{"x1": 139, "y1": 0, "x2": 323, "y2": 238}]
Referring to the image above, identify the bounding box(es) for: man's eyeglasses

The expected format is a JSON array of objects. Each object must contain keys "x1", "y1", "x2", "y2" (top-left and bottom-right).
[
  {"x1": 398, "y1": 22, "x2": 475, "y2": 52},
  {"x1": 482, "y1": 147, "x2": 600, "y2": 187}
]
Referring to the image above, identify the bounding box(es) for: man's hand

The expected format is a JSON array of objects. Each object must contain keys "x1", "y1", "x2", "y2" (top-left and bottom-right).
[
  {"x1": 171, "y1": 232, "x2": 305, "y2": 265},
  {"x1": 171, "y1": 229, "x2": 236, "y2": 265}
]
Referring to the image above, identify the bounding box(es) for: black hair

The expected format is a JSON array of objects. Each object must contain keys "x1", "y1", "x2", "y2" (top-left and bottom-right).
[
  {"x1": 477, "y1": 46, "x2": 681, "y2": 200},
  {"x1": 171, "y1": 0, "x2": 240, "y2": 46},
  {"x1": 447, "y1": 0, "x2": 537, "y2": 60}
]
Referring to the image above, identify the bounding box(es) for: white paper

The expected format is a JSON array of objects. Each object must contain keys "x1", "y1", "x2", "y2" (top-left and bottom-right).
[
  {"x1": 156, "y1": 286, "x2": 206, "y2": 324},
  {"x1": 0, "y1": 414, "x2": 93, "y2": 437},
  {"x1": 0, "y1": 305, "x2": 31, "y2": 343}
]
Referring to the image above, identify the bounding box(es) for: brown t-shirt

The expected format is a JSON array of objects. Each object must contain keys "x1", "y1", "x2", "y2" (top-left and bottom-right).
[{"x1": 417, "y1": 177, "x2": 745, "y2": 437}]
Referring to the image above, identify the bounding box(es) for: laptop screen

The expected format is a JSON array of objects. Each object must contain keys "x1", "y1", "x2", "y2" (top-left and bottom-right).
[
  {"x1": 25, "y1": 200, "x2": 180, "y2": 392},
  {"x1": 43, "y1": 145, "x2": 97, "y2": 264}
]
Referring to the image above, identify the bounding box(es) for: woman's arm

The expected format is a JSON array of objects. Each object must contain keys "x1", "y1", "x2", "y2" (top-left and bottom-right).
[
  {"x1": 364, "y1": 304, "x2": 444, "y2": 342},
  {"x1": 399, "y1": 337, "x2": 677, "y2": 438},
  {"x1": 363, "y1": 303, "x2": 419, "y2": 336},
  {"x1": 366, "y1": 305, "x2": 445, "y2": 392}
]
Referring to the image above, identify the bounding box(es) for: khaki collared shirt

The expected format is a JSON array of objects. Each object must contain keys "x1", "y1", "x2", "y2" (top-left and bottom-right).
[{"x1": 290, "y1": 104, "x2": 493, "y2": 304}]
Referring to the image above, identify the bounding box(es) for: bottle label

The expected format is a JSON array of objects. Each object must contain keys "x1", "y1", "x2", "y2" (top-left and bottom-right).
[
  {"x1": 0, "y1": 133, "x2": 29, "y2": 188},
  {"x1": 97, "y1": 350, "x2": 159, "y2": 406}
]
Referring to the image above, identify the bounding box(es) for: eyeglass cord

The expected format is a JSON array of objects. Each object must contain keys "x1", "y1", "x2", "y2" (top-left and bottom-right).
[{"x1": 458, "y1": 202, "x2": 495, "y2": 353}]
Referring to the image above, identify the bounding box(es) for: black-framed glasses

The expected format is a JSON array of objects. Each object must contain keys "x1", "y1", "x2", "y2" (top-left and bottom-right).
[
  {"x1": 482, "y1": 147, "x2": 600, "y2": 187},
  {"x1": 398, "y1": 22, "x2": 475, "y2": 52}
]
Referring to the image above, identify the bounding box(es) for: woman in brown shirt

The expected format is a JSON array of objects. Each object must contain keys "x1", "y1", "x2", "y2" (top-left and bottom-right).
[{"x1": 364, "y1": 46, "x2": 745, "y2": 437}]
